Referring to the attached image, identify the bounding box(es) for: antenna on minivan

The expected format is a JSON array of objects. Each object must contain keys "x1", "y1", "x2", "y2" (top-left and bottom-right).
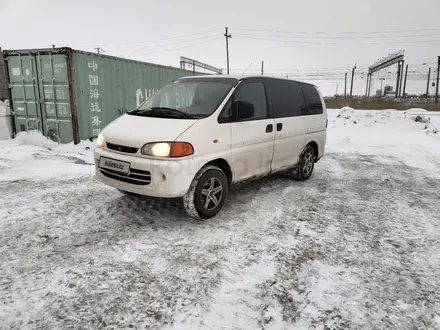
[{"x1": 240, "y1": 63, "x2": 253, "y2": 78}]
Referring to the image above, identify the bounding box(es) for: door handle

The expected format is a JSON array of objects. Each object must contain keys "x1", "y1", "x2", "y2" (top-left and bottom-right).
[
  {"x1": 266, "y1": 124, "x2": 273, "y2": 133},
  {"x1": 277, "y1": 123, "x2": 283, "y2": 131}
]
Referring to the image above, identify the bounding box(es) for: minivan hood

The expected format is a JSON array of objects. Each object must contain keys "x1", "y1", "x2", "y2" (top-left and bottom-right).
[{"x1": 102, "y1": 113, "x2": 198, "y2": 147}]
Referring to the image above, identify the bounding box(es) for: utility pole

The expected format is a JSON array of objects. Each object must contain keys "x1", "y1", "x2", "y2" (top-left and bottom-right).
[
  {"x1": 336, "y1": 83, "x2": 339, "y2": 96},
  {"x1": 261, "y1": 61, "x2": 264, "y2": 75},
  {"x1": 402, "y1": 64, "x2": 408, "y2": 98},
  {"x1": 426, "y1": 68, "x2": 431, "y2": 98},
  {"x1": 379, "y1": 78, "x2": 385, "y2": 96},
  {"x1": 435, "y1": 56, "x2": 440, "y2": 105},
  {"x1": 395, "y1": 61, "x2": 402, "y2": 98},
  {"x1": 94, "y1": 47, "x2": 105, "y2": 54},
  {"x1": 224, "y1": 27, "x2": 232, "y2": 75},
  {"x1": 368, "y1": 73, "x2": 373, "y2": 97},
  {"x1": 399, "y1": 61, "x2": 405, "y2": 98},
  {"x1": 365, "y1": 73, "x2": 370, "y2": 97},
  {"x1": 344, "y1": 72, "x2": 347, "y2": 99},
  {"x1": 350, "y1": 63, "x2": 356, "y2": 97}
]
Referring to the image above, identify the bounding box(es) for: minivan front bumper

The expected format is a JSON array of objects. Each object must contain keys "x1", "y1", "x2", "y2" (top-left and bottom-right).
[{"x1": 94, "y1": 147, "x2": 196, "y2": 198}]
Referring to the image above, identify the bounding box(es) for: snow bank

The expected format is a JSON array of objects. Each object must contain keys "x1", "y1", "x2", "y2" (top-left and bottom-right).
[
  {"x1": 328, "y1": 109, "x2": 440, "y2": 175},
  {"x1": 0, "y1": 131, "x2": 95, "y2": 182},
  {"x1": 405, "y1": 108, "x2": 429, "y2": 114},
  {"x1": 0, "y1": 101, "x2": 13, "y2": 140},
  {"x1": 13, "y1": 131, "x2": 95, "y2": 152},
  {"x1": 337, "y1": 107, "x2": 355, "y2": 118}
]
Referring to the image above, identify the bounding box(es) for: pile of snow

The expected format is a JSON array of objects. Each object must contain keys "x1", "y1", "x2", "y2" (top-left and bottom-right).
[
  {"x1": 0, "y1": 131, "x2": 96, "y2": 181},
  {"x1": 404, "y1": 108, "x2": 429, "y2": 115},
  {"x1": 414, "y1": 115, "x2": 430, "y2": 123},
  {"x1": 337, "y1": 106, "x2": 355, "y2": 118},
  {"x1": 0, "y1": 100, "x2": 10, "y2": 110},
  {"x1": 0, "y1": 100, "x2": 13, "y2": 140},
  {"x1": 12, "y1": 131, "x2": 95, "y2": 152}
]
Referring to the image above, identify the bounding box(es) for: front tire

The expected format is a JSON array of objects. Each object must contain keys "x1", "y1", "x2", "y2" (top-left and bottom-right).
[
  {"x1": 292, "y1": 146, "x2": 315, "y2": 181},
  {"x1": 183, "y1": 165, "x2": 228, "y2": 220}
]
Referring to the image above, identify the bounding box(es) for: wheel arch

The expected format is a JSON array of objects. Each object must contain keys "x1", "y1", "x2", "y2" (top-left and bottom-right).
[
  {"x1": 306, "y1": 141, "x2": 319, "y2": 160},
  {"x1": 204, "y1": 158, "x2": 233, "y2": 187}
]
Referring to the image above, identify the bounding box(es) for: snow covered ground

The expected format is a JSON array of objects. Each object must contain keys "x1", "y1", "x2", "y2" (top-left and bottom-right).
[{"x1": 1, "y1": 109, "x2": 440, "y2": 330}]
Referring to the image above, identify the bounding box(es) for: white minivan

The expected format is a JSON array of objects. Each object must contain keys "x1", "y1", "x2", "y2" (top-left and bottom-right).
[{"x1": 94, "y1": 75, "x2": 327, "y2": 219}]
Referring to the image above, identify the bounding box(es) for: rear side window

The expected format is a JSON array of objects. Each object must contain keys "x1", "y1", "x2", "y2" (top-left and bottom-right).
[
  {"x1": 301, "y1": 84, "x2": 323, "y2": 115},
  {"x1": 267, "y1": 79, "x2": 306, "y2": 118}
]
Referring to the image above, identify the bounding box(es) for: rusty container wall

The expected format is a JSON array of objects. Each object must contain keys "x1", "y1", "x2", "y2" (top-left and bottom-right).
[
  {"x1": 0, "y1": 48, "x2": 8, "y2": 101},
  {"x1": 71, "y1": 50, "x2": 202, "y2": 141}
]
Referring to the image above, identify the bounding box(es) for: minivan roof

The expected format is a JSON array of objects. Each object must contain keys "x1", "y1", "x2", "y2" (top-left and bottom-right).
[{"x1": 176, "y1": 74, "x2": 318, "y2": 88}]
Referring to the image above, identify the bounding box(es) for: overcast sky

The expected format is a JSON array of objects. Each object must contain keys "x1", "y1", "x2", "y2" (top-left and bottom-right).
[{"x1": 1, "y1": 0, "x2": 439, "y2": 95}]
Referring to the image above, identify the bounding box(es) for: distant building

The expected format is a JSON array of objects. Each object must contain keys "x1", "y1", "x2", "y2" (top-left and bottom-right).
[{"x1": 383, "y1": 85, "x2": 394, "y2": 98}]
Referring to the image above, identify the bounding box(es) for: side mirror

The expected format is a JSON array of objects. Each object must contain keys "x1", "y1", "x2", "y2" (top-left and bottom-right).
[{"x1": 234, "y1": 100, "x2": 254, "y2": 120}]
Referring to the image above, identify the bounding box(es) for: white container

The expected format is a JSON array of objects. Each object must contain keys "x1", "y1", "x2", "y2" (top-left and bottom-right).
[{"x1": 0, "y1": 100, "x2": 14, "y2": 140}]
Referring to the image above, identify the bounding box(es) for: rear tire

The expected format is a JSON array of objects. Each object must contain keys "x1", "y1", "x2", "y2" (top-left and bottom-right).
[
  {"x1": 183, "y1": 165, "x2": 228, "y2": 220},
  {"x1": 292, "y1": 146, "x2": 315, "y2": 181}
]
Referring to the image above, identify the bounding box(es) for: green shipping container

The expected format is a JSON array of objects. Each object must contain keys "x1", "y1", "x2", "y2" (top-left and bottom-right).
[{"x1": 2, "y1": 47, "x2": 204, "y2": 144}]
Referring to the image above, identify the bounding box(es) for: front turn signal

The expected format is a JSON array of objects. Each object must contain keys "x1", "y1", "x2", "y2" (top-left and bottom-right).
[
  {"x1": 170, "y1": 142, "x2": 194, "y2": 157},
  {"x1": 141, "y1": 142, "x2": 194, "y2": 158}
]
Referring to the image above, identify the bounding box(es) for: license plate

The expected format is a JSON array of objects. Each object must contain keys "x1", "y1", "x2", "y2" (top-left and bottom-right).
[{"x1": 99, "y1": 157, "x2": 130, "y2": 174}]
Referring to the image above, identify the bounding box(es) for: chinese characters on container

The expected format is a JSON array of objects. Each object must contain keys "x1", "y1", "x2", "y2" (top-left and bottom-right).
[{"x1": 88, "y1": 60, "x2": 102, "y2": 137}]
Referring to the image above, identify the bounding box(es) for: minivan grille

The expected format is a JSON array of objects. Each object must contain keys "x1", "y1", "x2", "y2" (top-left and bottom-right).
[
  {"x1": 100, "y1": 167, "x2": 151, "y2": 185},
  {"x1": 106, "y1": 142, "x2": 138, "y2": 154}
]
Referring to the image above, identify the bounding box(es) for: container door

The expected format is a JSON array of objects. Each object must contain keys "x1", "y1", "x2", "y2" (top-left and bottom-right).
[
  {"x1": 35, "y1": 53, "x2": 73, "y2": 143},
  {"x1": 6, "y1": 54, "x2": 43, "y2": 134}
]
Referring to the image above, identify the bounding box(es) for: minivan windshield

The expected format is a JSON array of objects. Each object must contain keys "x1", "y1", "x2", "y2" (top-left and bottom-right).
[{"x1": 129, "y1": 79, "x2": 236, "y2": 119}]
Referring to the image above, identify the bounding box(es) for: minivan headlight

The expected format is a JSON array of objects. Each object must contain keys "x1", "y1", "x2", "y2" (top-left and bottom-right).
[
  {"x1": 97, "y1": 133, "x2": 105, "y2": 148},
  {"x1": 141, "y1": 142, "x2": 194, "y2": 158}
]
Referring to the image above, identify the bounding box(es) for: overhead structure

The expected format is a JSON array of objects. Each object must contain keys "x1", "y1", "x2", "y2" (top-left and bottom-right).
[
  {"x1": 179, "y1": 56, "x2": 222, "y2": 75},
  {"x1": 366, "y1": 50, "x2": 405, "y2": 98}
]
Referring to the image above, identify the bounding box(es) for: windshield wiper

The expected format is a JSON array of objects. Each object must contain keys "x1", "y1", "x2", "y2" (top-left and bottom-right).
[{"x1": 148, "y1": 107, "x2": 195, "y2": 119}]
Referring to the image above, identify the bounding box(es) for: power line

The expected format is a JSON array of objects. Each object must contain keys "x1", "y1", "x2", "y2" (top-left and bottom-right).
[
  {"x1": 367, "y1": 39, "x2": 440, "y2": 44},
  {"x1": 232, "y1": 27, "x2": 440, "y2": 35},
  {"x1": 127, "y1": 34, "x2": 220, "y2": 53},
  {"x1": 125, "y1": 37, "x2": 219, "y2": 57},
  {"x1": 236, "y1": 35, "x2": 336, "y2": 44},
  {"x1": 235, "y1": 32, "x2": 440, "y2": 40},
  {"x1": 235, "y1": 35, "x2": 440, "y2": 45},
  {"x1": 76, "y1": 29, "x2": 222, "y2": 47}
]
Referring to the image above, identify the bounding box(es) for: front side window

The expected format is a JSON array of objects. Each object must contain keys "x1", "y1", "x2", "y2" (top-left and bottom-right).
[
  {"x1": 235, "y1": 82, "x2": 268, "y2": 120},
  {"x1": 129, "y1": 79, "x2": 236, "y2": 119},
  {"x1": 219, "y1": 81, "x2": 268, "y2": 121}
]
